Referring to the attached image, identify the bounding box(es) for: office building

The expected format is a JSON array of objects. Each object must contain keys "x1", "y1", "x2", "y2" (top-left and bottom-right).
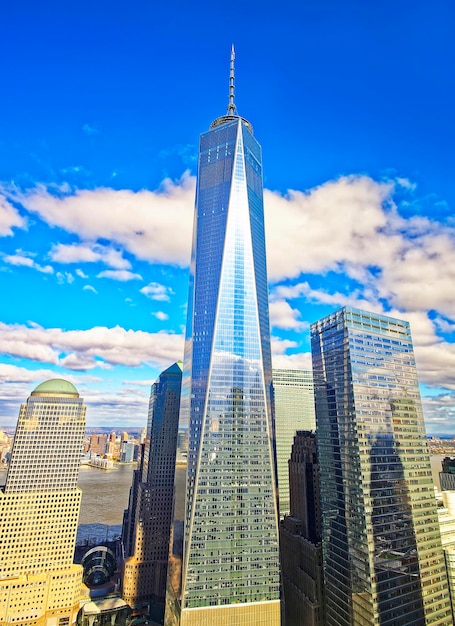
[
  {"x1": 89, "y1": 433, "x2": 107, "y2": 457},
  {"x1": 441, "y1": 457, "x2": 455, "y2": 491},
  {"x1": 165, "y1": 48, "x2": 281, "y2": 626},
  {"x1": 120, "y1": 440, "x2": 135, "y2": 463},
  {"x1": 311, "y1": 307, "x2": 452, "y2": 625},
  {"x1": 280, "y1": 431, "x2": 324, "y2": 626},
  {"x1": 122, "y1": 362, "x2": 183, "y2": 622},
  {"x1": 273, "y1": 369, "x2": 315, "y2": 517},
  {"x1": 437, "y1": 491, "x2": 455, "y2": 622},
  {"x1": 0, "y1": 378, "x2": 86, "y2": 626}
]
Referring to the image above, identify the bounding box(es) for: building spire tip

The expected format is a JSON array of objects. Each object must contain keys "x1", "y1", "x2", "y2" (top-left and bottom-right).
[{"x1": 227, "y1": 45, "x2": 236, "y2": 116}]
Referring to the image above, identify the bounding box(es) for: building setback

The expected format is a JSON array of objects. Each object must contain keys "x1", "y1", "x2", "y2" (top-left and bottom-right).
[
  {"x1": 0, "y1": 379, "x2": 86, "y2": 626},
  {"x1": 311, "y1": 307, "x2": 452, "y2": 625},
  {"x1": 165, "y1": 48, "x2": 281, "y2": 626}
]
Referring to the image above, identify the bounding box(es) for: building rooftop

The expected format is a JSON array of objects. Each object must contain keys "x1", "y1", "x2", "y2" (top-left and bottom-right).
[{"x1": 31, "y1": 378, "x2": 79, "y2": 397}]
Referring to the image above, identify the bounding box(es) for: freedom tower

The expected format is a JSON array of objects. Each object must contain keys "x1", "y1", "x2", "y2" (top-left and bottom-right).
[{"x1": 165, "y1": 48, "x2": 281, "y2": 626}]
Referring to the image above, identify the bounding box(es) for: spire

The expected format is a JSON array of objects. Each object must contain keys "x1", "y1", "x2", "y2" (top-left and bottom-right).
[
  {"x1": 227, "y1": 44, "x2": 236, "y2": 115},
  {"x1": 210, "y1": 46, "x2": 253, "y2": 134}
]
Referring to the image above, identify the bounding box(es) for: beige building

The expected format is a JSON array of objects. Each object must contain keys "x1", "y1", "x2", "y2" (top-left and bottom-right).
[{"x1": 0, "y1": 379, "x2": 87, "y2": 626}]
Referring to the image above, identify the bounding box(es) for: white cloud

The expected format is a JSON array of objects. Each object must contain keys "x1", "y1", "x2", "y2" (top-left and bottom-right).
[
  {"x1": 4, "y1": 253, "x2": 35, "y2": 267},
  {"x1": 153, "y1": 311, "x2": 169, "y2": 321},
  {"x1": 3, "y1": 172, "x2": 455, "y2": 410},
  {"x1": 3, "y1": 252, "x2": 54, "y2": 274},
  {"x1": 8, "y1": 174, "x2": 195, "y2": 267},
  {"x1": 0, "y1": 321, "x2": 184, "y2": 370},
  {"x1": 83, "y1": 284, "x2": 98, "y2": 293},
  {"x1": 422, "y1": 393, "x2": 455, "y2": 433},
  {"x1": 272, "y1": 282, "x2": 380, "y2": 312},
  {"x1": 76, "y1": 268, "x2": 88, "y2": 278},
  {"x1": 50, "y1": 243, "x2": 131, "y2": 269},
  {"x1": 264, "y1": 175, "x2": 397, "y2": 281},
  {"x1": 265, "y1": 176, "x2": 455, "y2": 323},
  {"x1": 0, "y1": 195, "x2": 26, "y2": 236},
  {"x1": 271, "y1": 336, "x2": 298, "y2": 355},
  {"x1": 140, "y1": 282, "x2": 173, "y2": 301},
  {"x1": 97, "y1": 269, "x2": 143, "y2": 281},
  {"x1": 56, "y1": 271, "x2": 75, "y2": 284},
  {"x1": 10, "y1": 171, "x2": 454, "y2": 322},
  {"x1": 0, "y1": 363, "x2": 59, "y2": 384},
  {"x1": 270, "y1": 337, "x2": 312, "y2": 373},
  {"x1": 272, "y1": 351, "x2": 313, "y2": 371},
  {"x1": 435, "y1": 317, "x2": 455, "y2": 334},
  {"x1": 269, "y1": 299, "x2": 307, "y2": 330}
]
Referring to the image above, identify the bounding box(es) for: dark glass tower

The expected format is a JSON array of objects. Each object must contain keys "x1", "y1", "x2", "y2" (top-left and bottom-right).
[
  {"x1": 311, "y1": 307, "x2": 452, "y2": 626},
  {"x1": 122, "y1": 362, "x2": 182, "y2": 622},
  {"x1": 280, "y1": 431, "x2": 324, "y2": 626},
  {"x1": 165, "y1": 48, "x2": 281, "y2": 626}
]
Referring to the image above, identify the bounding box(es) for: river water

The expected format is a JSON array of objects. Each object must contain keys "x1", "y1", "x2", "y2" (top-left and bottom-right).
[{"x1": 77, "y1": 463, "x2": 136, "y2": 525}]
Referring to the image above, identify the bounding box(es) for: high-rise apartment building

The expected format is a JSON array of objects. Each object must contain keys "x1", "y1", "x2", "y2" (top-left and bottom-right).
[
  {"x1": 0, "y1": 378, "x2": 86, "y2": 626},
  {"x1": 122, "y1": 362, "x2": 182, "y2": 622},
  {"x1": 311, "y1": 307, "x2": 452, "y2": 625},
  {"x1": 280, "y1": 431, "x2": 324, "y2": 626},
  {"x1": 273, "y1": 369, "x2": 315, "y2": 517},
  {"x1": 165, "y1": 48, "x2": 281, "y2": 626}
]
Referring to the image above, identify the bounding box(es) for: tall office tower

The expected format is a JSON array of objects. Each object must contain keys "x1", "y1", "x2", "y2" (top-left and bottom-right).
[
  {"x1": 0, "y1": 378, "x2": 86, "y2": 626},
  {"x1": 165, "y1": 48, "x2": 281, "y2": 626},
  {"x1": 122, "y1": 362, "x2": 183, "y2": 622},
  {"x1": 280, "y1": 431, "x2": 324, "y2": 626},
  {"x1": 311, "y1": 307, "x2": 452, "y2": 626},
  {"x1": 273, "y1": 369, "x2": 315, "y2": 517}
]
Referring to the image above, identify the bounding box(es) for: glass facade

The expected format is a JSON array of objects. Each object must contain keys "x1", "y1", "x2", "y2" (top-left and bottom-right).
[
  {"x1": 273, "y1": 369, "x2": 315, "y2": 517},
  {"x1": 311, "y1": 307, "x2": 452, "y2": 626},
  {"x1": 122, "y1": 362, "x2": 182, "y2": 619},
  {"x1": 166, "y1": 115, "x2": 280, "y2": 625}
]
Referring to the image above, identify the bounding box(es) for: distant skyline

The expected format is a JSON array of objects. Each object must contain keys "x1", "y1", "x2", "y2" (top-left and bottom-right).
[{"x1": 0, "y1": 0, "x2": 454, "y2": 433}]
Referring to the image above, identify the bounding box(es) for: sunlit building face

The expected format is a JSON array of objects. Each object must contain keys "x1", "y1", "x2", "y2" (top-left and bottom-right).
[{"x1": 165, "y1": 51, "x2": 281, "y2": 626}]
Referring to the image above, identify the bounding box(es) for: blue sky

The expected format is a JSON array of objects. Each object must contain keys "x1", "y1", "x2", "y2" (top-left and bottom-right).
[{"x1": 0, "y1": 0, "x2": 454, "y2": 432}]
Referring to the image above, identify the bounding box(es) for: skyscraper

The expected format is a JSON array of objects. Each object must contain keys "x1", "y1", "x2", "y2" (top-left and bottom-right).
[
  {"x1": 273, "y1": 368, "x2": 315, "y2": 517},
  {"x1": 311, "y1": 307, "x2": 452, "y2": 625},
  {"x1": 0, "y1": 378, "x2": 86, "y2": 626},
  {"x1": 165, "y1": 48, "x2": 281, "y2": 626},
  {"x1": 122, "y1": 362, "x2": 182, "y2": 622},
  {"x1": 280, "y1": 431, "x2": 324, "y2": 626}
]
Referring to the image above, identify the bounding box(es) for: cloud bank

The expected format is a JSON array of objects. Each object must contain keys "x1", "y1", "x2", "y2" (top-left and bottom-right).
[{"x1": 1, "y1": 173, "x2": 454, "y2": 428}]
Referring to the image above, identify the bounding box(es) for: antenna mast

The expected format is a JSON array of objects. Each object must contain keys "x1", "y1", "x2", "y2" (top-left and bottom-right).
[{"x1": 227, "y1": 45, "x2": 236, "y2": 115}]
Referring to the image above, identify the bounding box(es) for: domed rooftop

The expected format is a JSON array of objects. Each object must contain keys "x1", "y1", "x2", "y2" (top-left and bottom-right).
[{"x1": 31, "y1": 378, "x2": 79, "y2": 397}]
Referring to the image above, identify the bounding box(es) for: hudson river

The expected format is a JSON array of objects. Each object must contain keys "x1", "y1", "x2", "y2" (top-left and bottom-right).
[{"x1": 77, "y1": 463, "x2": 136, "y2": 525}]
